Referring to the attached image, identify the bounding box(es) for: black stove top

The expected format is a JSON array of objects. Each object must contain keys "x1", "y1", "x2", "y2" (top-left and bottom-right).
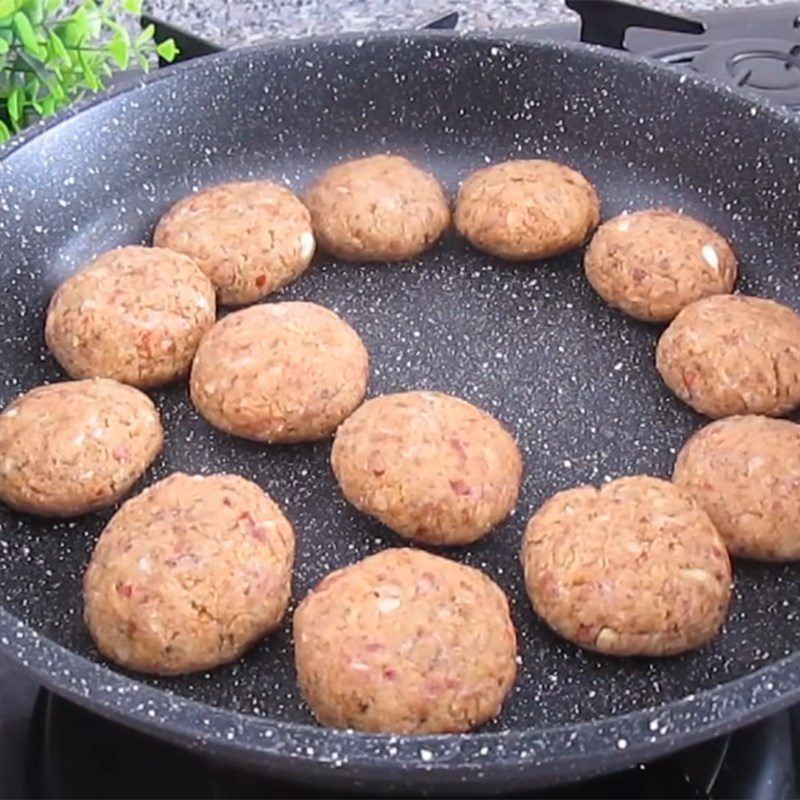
[
  {"x1": 3, "y1": 2, "x2": 800, "y2": 798},
  {"x1": 1, "y1": 674, "x2": 797, "y2": 799}
]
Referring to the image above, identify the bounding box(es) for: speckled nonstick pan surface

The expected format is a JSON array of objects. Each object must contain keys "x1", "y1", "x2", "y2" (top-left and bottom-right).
[{"x1": 0, "y1": 31, "x2": 799, "y2": 795}]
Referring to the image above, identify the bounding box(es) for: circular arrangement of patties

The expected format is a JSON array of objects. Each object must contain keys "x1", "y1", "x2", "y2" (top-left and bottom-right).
[
  {"x1": 304, "y1": 154, "x2": 450, "y2": 262},
  {"x1": 674, "y1": 416, "x2": 800, "y2": 561},
  {"x1": 45, "y1": 245, "x2": 216, "y2": 389},
  {"x1": 153, "y1": 180, "x2": 316, "y2": 306},
  {"x1": 190, "y1": 301, "x2": 369, "y2": 443},
  {"x1": 10, "y1": 152, "x2": 800, "y2": 736},
  {"x1": 584, "y1": 209, "x2": 738, "y2": 322},
  {"x1": 656, "y1": 294, "x2": 800, "y2": 418},
  {"x1": 84, "y1": 472, "x2": 295, "y2": 675},
  {"x1": 521, "y1": 475, "x2": 732, "y2": 656},
  {"x1": 331, "y1": 390, "x2": 522, "y2": 545},
  {"x1": 454, "y1": 158, "x2": 600, "y2": 261},
  {"x1": 0, "y1": 379, "x2": 162, "y2": 517},
  {"x1": 293, "y1": 548, "x2": 517, "y2": 734}
]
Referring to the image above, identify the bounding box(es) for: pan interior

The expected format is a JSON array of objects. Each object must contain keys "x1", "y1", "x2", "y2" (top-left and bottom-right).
[{"x1": 0, "y1": 36, "x2": 798, "y2": 733}]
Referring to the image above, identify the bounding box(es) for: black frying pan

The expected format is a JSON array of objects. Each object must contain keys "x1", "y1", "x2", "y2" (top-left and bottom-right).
[{"x1": 0, "y1": 31, "x2": 799, "y2": 796}]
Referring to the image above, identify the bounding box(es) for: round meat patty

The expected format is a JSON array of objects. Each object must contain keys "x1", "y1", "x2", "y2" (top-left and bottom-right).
[
  {"x1": 584, "y1": 209, "x2": 737, "y2": 322},
  {"x1": 190, "y1": 302, "x2": 369, "y2": 443},
  {"x1": 331, "y1": 391, "x2": 522, "y2": 546},
  {"x1": 45, "y1": 245, "x2": 216, "y2": 389},
  {"x1": 521, "y1": 475, "x2": 732, "y2": 656},
  {"x1": 674, "y1": 416, "x2": 800, "y2": 561},
  {"x1": 293, "y1": 548, "x2": 517, "y2": 734},
  {"x1": 304, "y1": 154, "x2": 450, "y2": 261},
  {"x1": 0, "y1": 379, "x2": 162, "y2": 517},
  {"x1": 454, "y1": 159, "x2": 600, "y2": 260},
  {"x1": 154, "y1": 180, "x2": 316, "y2": 306},
  {"x1": 84, "y1": 472, "x2": 295, "y2": 675},
  {"x1": 656, "y1": 294, "x2": 800, "y2": 418}
]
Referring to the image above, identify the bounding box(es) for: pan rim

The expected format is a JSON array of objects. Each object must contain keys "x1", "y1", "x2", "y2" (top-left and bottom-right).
[{"x1": 1, "y1": 29, "x2": 799, "y2": 788}]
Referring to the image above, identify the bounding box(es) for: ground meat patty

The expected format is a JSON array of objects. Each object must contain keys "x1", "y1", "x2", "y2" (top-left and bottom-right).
[
  {"x1": 154, "y1": 181, "x2": 316, "y2": 306},
  {"x1": 304, "y1": 154, "x2": 450, "y2": 261},
  {"x1": 521, "y1": 475, "x2": 732, "y2": 656},
  {"x1": 454, "y1": 159, "x2": 600, "y2": 260},
  {"x1": 0, "y1": 379, "x2": 162, "y2": 517},
  {"x1": 190, "y1": 302, "x2": 369, "y2": 443},
  {"x1": 584, "y1": 209, "x2": 737, "y2": 322},
  {"x1": 656, "y1": 294, "x2": 800, "y2": 418},
  {"x1": 84, "y1": 472, "x2": 295, "y2": 675},
  {"x1": 331, "y1": 391, "x2": 522, "y2": 546},
  {"x1": 293, "y1": 548, "x2": 517, "y2": 734},
  {"x1": 45, "y1": 245, "x2": 215, "y2": 389},
  {"x1": 674, "y1": 416, "x2": 800, "y2": 561}
]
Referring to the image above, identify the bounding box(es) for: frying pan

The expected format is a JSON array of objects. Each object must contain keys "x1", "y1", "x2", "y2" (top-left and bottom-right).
[{"x1": 0, "y1": 30, "x2": 799, "y2": 796}]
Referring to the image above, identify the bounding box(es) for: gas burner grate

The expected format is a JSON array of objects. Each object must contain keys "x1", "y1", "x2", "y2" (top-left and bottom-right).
[{"x1": 141, "y1": 0, "x2": 800, "y2": 111}]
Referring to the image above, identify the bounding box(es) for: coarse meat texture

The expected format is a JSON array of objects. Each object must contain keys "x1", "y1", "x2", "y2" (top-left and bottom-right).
[
  {"x1": 656, "y1": 294, "x2": 800, "y2": 418},
  {"x1": 454, "y1": 159, "x2": 600, "y2": 261},
  {"x1": 154, "y1": 180, "x2": 316, "y2": 306},
  {"x1": 293, "y1": 547, "x2": 517, "y2": 734},
  {"x1": 305, "y1": 154, "x2": 450, "y2": 262},
  {"x1": 0, "y1": 378, "x2": 162, "y2": 517},
  {"x1": 190, "y1": 301, "x2": 369, "y2": 443},
  {"x1": 583, "y1": 208, "x2": 737, "y2": 323},
  {"x1": 83, "y1": 472, "x2": 295, "y2": 676},
  {"x1": 674, "y1": 415, "x2": 800, "y2": 561},
  {"x1": 521, "y1": 475, "x2": 732, "y2": 657},
  {"x1": 331, "y1": 390, "x2": 522, "y2": 546},
  {"x1": 45, "y1": 246, "x2": 216, "y2": 389}
]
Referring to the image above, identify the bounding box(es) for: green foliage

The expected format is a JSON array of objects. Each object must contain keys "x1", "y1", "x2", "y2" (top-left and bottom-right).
[{"x1": 0, "y1": 0, "x2": 178, "y2": 142}]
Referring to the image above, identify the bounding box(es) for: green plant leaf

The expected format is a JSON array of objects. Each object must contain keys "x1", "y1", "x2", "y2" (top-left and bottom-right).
[
  {"x1": 0, "y1": 38, "x2": 8, "y2": 54},
  {"x1": 77, "y1": 48, "x2": 100, "y2": 89},
  {"x1": 44, "y1": 0, "x2": 62, "y2": 13},
  {"x1": 7, "y1": 85, "x2": 22, "y2": 123},
  {"x1": 82, "y1": 1, "x2": 102, "y2": 38},
  {"x1": 108, "y1": 25, "x2": 129, "y2": 69},
  {"x1": 23, "y1": 74, "x2": 38, "y2": 94},
  {"x1": 53, "y1": 19, "x2": 83, "y2": 47},
  {"x1": 0, "y1": 0, "x2": 17, "y2": 17},
  {"x1": 20, "y1": 0, "x2": 43, "y2": 24},
  {"x1": 39, "y1": 93, "x2": 56, "y2": 115},
  {"x1": 122, "y1": 0, "x2": 141, "y2": 12},
  {"x1": 48, "y1": 29, "x2": 68, "y2": 60},
  {"x1": 136, "y1": 22, "x2": 154, "y2": 46},
  {"x1": 135, "y1": 50, "x2": 149, "y2": 72},
  {"x1": 0, "y1": 118, "x2": 11, "y2": 141},
  {"x1": 13, "y1": 12, "x2": 45, "y2": 58},
  {"x1": 156, "y1": 37, "x2": 178, "y2": 62}
]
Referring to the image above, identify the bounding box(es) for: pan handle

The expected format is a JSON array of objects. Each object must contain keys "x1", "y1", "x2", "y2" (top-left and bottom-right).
[{"x1": 565, "y1": 0, "x2": 705, "y2": 50}]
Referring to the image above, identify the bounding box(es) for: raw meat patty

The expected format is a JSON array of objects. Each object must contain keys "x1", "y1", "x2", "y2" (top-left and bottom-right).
[
  {"x1": 190, "y1": 302, "x2": 369, "y2": 443},
  {"x1": 0, "y1": 379, "x2": 162, "y2": 517},
  {"x1": 84, "y1": 472, "x2": 295, "y2": 675},
  {"x1": 674, "y1": 415, "x2": 800, "y2": 561},
  {"x1": 45, "y1": 245, "x2": 215, "y2": 388},
  {"x1": 656, "y1": 294, "x2": 800, "y2": 418},
  {"x1": 293, "y1": 548, "x2": 517, "y2": 734},
  {"x1": 304, "y1": 154, "x2": 450, "y2": 261},
  {"x1": 454, "y1": 159, "x2": 600, "y2": 260},
  {"x1": 521, "y1": 475, "x2": 732, "y2": 656},
  {"x1": 331, "y1": 390, "x2": 522, "y2": 546},
  {"x1": 584, "y1": 209, "x2": 737, "y2": 322},
  {"x1": 154, "y1": 180, "x2": 316, "y2": 305}
]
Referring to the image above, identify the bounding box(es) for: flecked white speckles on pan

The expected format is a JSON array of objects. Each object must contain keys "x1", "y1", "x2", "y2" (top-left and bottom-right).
[{"x1": 0, "y1": 32, "x2": 799, "y2": 794}]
